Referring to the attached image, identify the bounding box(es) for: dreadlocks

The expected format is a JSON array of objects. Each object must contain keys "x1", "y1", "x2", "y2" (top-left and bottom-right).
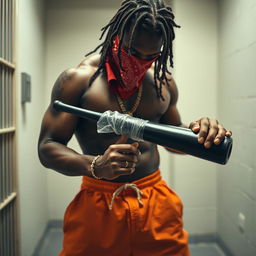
[{"x1": 85, "y1": 0, "x2": 180, "y2": 100}]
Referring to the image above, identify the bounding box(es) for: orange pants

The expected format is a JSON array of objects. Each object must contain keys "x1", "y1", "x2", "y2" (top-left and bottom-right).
[{"x1": 59, "y1": 170, "x2": 190, "y2": 256}]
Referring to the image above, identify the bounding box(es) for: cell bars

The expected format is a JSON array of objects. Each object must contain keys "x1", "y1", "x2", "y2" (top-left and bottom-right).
[
  {"x1": 0, "y1": 134, "x2": 17, "y2": 256},
  {"x1": 1, "y1": 0, "x2": 13, "y2": 62},
  {"x1": 0, "y1": 0, "x2": 18, "y2": 255},
  {"x1": 0, "y1": 66, "x2": 14, "y2": 129}
]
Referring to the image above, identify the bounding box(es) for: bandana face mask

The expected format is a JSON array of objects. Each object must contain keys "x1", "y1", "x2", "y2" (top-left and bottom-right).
[{"x1": 105, "y1": 35, "x2": 159, "y2": 99}]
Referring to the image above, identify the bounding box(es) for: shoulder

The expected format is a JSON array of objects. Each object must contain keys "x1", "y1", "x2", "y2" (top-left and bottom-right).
[
  {"x1": 166, "y1": 73, "x2": 179, "y2": 105},
  {"x1": 158, "y1": 73, "x2": 182, "y2": 126},
  {"x1": 51, "y1": 54, "x2": 100, "y2": 105},
  {"x1": 149, "y1": 66, "x2": 179, "y2": 105}
]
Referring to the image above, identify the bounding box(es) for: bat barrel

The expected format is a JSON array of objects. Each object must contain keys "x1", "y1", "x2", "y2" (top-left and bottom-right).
[{"x1": 143, "y1": 122, "x2": 232, "y2": 165}]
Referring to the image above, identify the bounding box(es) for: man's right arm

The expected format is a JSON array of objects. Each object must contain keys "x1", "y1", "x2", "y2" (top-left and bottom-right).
[
  {"x1": 38, "y1": 66, "x2": 140, "y2": 179},
  {"x1": 38, "y1": 67, "x2": 95, "y2": 176}
]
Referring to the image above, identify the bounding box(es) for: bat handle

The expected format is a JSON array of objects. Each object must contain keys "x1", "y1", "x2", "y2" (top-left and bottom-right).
[{"x1": 53, "y1": 100, "x2": 101, "y2": 121}]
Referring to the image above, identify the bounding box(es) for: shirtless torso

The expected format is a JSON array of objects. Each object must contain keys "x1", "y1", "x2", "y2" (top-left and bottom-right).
[
  {"x1": 38, "y1": 52, "x2": 182, "y2": 183},
  {"x1": 77, "y1": 54, "x2": 177, "y2": 182}
]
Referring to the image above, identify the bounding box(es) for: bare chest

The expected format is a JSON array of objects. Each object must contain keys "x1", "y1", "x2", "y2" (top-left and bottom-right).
[
  {"x1": 75, "y1": 73, "x2": 170, "y2": 154},
  {"x1": 80, "y1": 73, "x2": 170, "y2": 120}
]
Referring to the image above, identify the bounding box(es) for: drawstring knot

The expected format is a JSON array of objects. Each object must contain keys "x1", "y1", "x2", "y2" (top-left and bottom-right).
[{"x1": 109, "y1": 184, "x2": 144, "y2": 210}]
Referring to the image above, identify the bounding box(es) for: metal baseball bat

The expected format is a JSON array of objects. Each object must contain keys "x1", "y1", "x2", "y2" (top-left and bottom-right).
[{"x1": 53, "y1": 100, "x2": 233, "y2": 165}]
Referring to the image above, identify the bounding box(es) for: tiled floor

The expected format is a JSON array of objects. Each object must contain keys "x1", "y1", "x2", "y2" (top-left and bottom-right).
[{"x1": 36, "y1": 228, "x2": 227, "y2": 256}]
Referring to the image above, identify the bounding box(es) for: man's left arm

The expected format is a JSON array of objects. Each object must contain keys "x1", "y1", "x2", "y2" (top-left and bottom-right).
[{"x1": 159, "y1": 76, "x2": 232, "y2": 153}]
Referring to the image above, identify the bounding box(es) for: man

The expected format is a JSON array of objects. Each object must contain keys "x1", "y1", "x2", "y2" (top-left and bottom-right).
[{"x1": 38, "y1": 0, "x2": 232, "y2": 255}]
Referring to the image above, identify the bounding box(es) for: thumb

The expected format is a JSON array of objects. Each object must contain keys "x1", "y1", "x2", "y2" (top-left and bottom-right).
[
  {"x1": 115, "y1": 135, "x2": 129, "y2": 144},
  {"x1": 131, "y1": 142, "x2": 139, "y2": 148}
]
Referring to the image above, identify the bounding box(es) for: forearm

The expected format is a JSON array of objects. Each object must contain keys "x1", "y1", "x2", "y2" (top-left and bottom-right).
[{"x1": 38, "y1": 141, "x2": 95, "y2": 176}]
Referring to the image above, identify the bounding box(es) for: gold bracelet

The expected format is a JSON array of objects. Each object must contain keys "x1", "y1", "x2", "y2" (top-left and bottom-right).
[{"x1": 90, "y1": 155, "x2": 102, "y2": 179}]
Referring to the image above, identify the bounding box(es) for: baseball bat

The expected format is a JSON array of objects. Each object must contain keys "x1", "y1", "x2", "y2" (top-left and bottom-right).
[{"x1": 53, "y1": 100, "x2": 233, "y2": 165}]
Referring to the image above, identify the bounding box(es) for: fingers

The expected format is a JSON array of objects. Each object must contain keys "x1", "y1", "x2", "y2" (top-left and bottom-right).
[
  {"x1": 105, "y1": 141, "x2": 140, "y2": 178},
  {"x1": 197, "y1": 117, "x2": 210, "y2": 145},
  {"x1": 131, "y1": 141, "x2": 139, "y2": 148},
  {"x1": 109, "y1": 152, "x2": 138, "y2": 172},
  {"x1": 212, "y1": 123, "x2": 227, "y2": 145},
  {"x1": 112, "y1": 161, "x2": 136, "y2": 170},
  {"x1": 119, "y1": 160, "x2": 135, "y2": 168},
  {"x1": 110, "y1": 161, "x2": 136, "y2": 177},
  {"x1": 226, "y1": 130, "x2": 232, "y2": 137},
  {"x1": 114, "y1": 135, "x2": 140, "y2": 155},
  {"x1": 109, "y1": 151, "x2": 138, "y2": 163},
  {"x1": 189, "y1": 121, "x2": 200, "y2": 133},
  {"x1": 109, "y1": 143, "x2": 141, "y2": 156},
  {"x1": 191, "y1": 117, "x2": 232, "y2": 148},
  {"x1": 204, "y1": 119, "x2": 219, "y2": 148}
]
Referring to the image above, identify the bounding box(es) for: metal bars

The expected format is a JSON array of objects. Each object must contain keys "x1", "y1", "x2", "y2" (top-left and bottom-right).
[
  {"x1": 0, "y1": 0, "x2": 18, "y2": 255},
  {"x1": 0, "y1": 65, "x2": 14, "y2": 129},
  {"x1": 0, "y1": 133, "x2": 14, "y2": 206},
  {"x1": 0, "y1": 201, "x2": 16, "y2": 256},
  {"x1": 0, "y1": 0, "x2": 13, "y2": 62}
]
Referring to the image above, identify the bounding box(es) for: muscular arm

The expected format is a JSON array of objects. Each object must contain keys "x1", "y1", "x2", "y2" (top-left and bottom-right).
[
  {"x1": 39, "y1": 58, "x2": 140, "y2": 180},
  {"x1": 160, "y1": 75, "x2": 232, "y2": 152},
  {"x1": 38, "y1": 67, "x2": 95, "y2": 176},
  {"x1": 159, "y1": 76, "x2": 187, "y2": 154}
]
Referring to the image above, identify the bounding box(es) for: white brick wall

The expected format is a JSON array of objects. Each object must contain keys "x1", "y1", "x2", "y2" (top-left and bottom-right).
[{"x1": 218, "y1": 0, "x2": 256, "y2": 254}]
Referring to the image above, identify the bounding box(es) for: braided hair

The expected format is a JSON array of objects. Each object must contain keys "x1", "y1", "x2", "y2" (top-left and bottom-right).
[{"x1": 85, "y1": 0, "x2": 180, "y2": 100}]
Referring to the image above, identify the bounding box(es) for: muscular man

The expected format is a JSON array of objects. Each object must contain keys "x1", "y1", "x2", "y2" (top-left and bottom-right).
[{"x1": 38, "y1": 1, "x2": 232, "y2": 255}]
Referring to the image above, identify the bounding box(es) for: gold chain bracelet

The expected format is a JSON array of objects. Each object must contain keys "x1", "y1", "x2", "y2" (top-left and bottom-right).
[{"x1": 90, "y1": 155, "x2": 102, "y2": 179}]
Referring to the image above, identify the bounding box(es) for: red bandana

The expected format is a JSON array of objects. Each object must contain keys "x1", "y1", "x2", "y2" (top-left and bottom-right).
[{"x1": 105, "y1": 36, "x2": 158, "y2": 99}]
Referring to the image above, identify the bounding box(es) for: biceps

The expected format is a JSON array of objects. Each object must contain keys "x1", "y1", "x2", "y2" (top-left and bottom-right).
[
  {"x1": 39, "y1": 109, "x2": 78, "y2": 146},
  {"x1": 160, "y1": 105, "x2": 182, "y2": 126}
]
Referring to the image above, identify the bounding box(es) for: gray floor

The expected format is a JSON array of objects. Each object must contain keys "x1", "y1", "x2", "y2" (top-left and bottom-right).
[{"x1": 36, "y1": 228, "x2": 227, "y2": 256}]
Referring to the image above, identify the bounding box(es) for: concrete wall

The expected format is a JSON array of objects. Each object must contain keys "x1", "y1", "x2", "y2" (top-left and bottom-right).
[
  {"x1": 16, "y1": 0, "x2": 48, "y2": 255},
  {"x1": 217, "y1": 0, "x2": 256, "y2": 255},
  {"x1": 173, "y1": 0, "x2": 218, "y2": 235}
]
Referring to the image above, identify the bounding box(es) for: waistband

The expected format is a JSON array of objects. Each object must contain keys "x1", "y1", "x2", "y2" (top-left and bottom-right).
[{"x1": 81, "y1": 169, "x2": 162, "y2": 193}]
